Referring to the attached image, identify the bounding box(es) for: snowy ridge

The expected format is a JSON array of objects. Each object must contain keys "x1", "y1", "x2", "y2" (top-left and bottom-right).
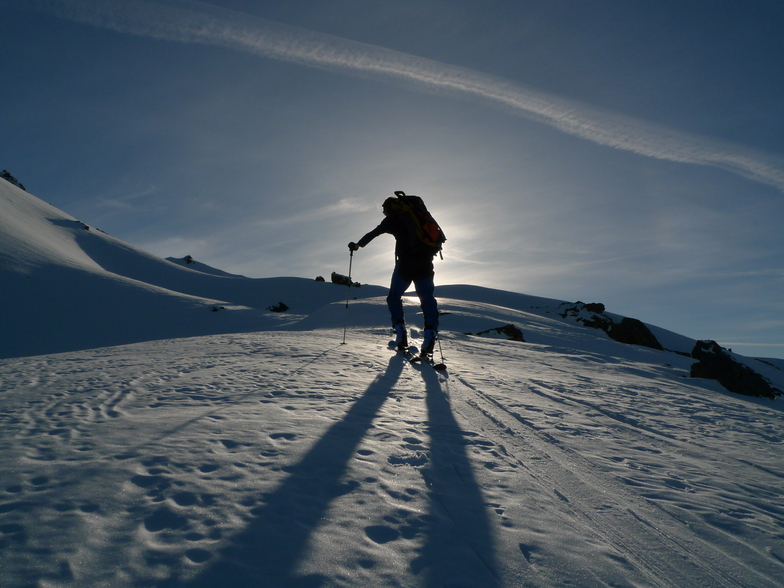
[
  {"x1": 1, "y1": 180, "x2": 784, "y2": 587},
  {"x1": 0, "y1": 180, "x2": 387, "y2": 358}
]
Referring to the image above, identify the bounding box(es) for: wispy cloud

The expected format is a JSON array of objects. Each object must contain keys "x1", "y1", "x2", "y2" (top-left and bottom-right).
[
  {"x1": 15, "y1": 0, "x2": 784, "y2": 192},
  {"x1": 253, "y1": 197, "x2": 377, "y2": 227}
]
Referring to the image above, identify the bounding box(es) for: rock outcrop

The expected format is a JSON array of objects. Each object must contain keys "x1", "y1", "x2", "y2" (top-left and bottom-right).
[
  {"x1": 690, "y1": 340, "x2": 781, "y2": 399},
  {"x1": 557, "y1": 302, "x2": 663, "y2": 351},
  {"x1": 468, "y1": 324, "x2": 525, "y2": 342}
]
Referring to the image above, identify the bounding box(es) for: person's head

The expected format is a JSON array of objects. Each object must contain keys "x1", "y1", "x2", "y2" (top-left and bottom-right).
[{"x1": 382, "y1": 196, "x2": 397, "y2": 216}]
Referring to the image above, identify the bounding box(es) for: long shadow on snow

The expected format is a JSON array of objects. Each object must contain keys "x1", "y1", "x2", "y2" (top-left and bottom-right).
[
  {"x1": 415, "y1": 365, "x2": 501, "y2": 587},
  {"x1": 176, "y1": 354, "x2": 405, "y2": 588}
]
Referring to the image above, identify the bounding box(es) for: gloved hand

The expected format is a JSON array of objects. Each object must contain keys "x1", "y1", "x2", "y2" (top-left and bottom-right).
[{"x1": 348, "y1": 242, "x2": 359, "y2": 251}]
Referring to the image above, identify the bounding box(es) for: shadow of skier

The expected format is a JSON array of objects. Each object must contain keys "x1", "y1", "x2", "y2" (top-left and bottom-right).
[
  {"x1": 413, "y1": 365, "x2": 501, "y2": 587},
  {"x1": 178, "y1": 354, "x2": 405, "y2": 588}
]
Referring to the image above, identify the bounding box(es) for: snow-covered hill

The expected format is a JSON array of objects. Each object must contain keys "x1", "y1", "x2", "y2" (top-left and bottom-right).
[
  {"x1": 0, "y1": 179, "x2": 387, "y2": 359},
  {"x1": 1, "y1": 178, "x2": 783, "y2": 587}
]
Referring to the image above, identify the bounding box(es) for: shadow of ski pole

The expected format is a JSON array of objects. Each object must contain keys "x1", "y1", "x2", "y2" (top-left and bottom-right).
[
  {"x1": 178, "y1": 354, "x2": 406, "y2": 588},
  {"x1": 414, "y1": 365, "x2": 501, "y2": 587}
]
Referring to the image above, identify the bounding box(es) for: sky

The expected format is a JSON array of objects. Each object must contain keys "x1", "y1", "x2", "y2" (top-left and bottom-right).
[{"x1": 1, "y1": 0, "x2": 783, "y2": 358}]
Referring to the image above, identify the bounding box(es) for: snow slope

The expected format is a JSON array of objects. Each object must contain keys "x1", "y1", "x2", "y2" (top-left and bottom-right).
[
  {"x1": 0, "y1": 180, "x2": 387, "y2": 359},
  {"x1": 1, "y1": 179, "x2": 784, "y2": 587}
]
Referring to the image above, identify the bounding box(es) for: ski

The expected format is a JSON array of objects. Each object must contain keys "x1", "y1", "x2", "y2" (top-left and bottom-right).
[
  {"x1": 410, "y1": 354, "x2": 447, "y2": 371},
  {"x1": 389, "y1": 341, "x2": 446, "y2": 370}
]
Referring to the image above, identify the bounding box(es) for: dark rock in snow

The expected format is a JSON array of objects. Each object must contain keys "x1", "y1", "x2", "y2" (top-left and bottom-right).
[
  {"x1": 557, "y1": 302, "x2": 613, "y2": 331},
  {"x1": 690, "y1": 340, "x2": 781, "y2": 399},
  {"x1": 267, "y1": 302, "x2": 289, "y2": 313},
  {"x1": 469, "y1": 324, "x2": 525, "y2": 342},
  {"x1": 315, "y1": 276, "x2": 325, "y2": 282},
  {"x1": 556, "y1": 302, "x2": 664, "y2": 351},
  {"x1": 1, "y1": 170, "x2": 25, "y2": 191},
  {"x1": 608, "y1": 318, "x2": 663, "y2": 350},
  {"x1": 331, "y1": 272, "x2": 359, "y2": 287}
]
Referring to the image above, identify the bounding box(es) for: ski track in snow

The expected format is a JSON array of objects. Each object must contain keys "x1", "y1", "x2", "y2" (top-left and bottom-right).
[
  {"x1": 445, "y1": 338, "x2": 784, "y2": 588},
  {"x1": 1, "y1": 327, "x2": 783, "y2": 588}
]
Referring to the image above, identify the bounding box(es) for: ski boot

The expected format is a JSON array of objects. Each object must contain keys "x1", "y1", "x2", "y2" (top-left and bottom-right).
[
  {"x1": 420, "y1": 329, "x2": 437, "y2": 360},
  {"x1": 393, "y1": 323, "x2": 408, "y2": 352}
]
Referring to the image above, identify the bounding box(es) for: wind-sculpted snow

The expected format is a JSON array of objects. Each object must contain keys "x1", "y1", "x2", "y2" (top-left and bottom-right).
[{"x1": 1, "y1": 326, "x2": 782, "y2": 587}]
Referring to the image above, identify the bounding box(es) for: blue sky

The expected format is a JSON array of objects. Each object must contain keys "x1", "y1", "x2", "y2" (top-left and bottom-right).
[{"x1": 2, "y1": 0, "x2": 783, "y2": 358}]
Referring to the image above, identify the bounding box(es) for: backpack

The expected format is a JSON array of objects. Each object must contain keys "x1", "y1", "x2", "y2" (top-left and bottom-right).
[{"x1": 387, "y1": 191, "x2": 447, "y2": 258}]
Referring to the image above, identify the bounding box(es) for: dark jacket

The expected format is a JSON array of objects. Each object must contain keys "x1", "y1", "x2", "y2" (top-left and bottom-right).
[{"x1": 357, "y1": 214, "x2": 434, "y2": 282}]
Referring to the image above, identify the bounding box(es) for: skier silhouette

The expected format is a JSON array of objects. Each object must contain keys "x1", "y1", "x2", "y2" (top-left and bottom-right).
[{"x1": 349, "y1": 193, "x2": 440, "y2": 356}]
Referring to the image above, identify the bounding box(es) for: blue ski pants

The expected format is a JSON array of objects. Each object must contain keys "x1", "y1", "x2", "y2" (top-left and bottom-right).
[{"x1": 387, "y1": 261, "x2": 439, "y2": 331}]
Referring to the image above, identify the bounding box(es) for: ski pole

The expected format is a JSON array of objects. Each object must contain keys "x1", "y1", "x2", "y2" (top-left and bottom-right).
[
  {"x1": 341, "y1": 249, "x2": 354, "y2": 345},
  {"x1": 434, "y1": 334, "x2": 447, "y2": 370}
]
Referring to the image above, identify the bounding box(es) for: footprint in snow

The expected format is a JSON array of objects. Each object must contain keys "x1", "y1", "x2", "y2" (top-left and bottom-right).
[
  {"x1": 382, "y1": 487, "x2": 420, "y2": 503},
  {"x1": 130, "y1": 474, "x2": 171, "y2": 496},
  {"x1": 143, "y1": 506, "x2": 188, "y2": 532},
  {"x1": 519, "y1": 543, "x2": 538, "y2": 564},
  {"x1": 185, "y1": 548, "x2": 212, "y2": 563},
  {"x1": 219, "y1": 439, "x2": 252, "y2": 450},
  {"x1": 171, "y1": 491, "x2": 199, "y2": 506},
  {"x1": 365, "y1": 510, "x2": 434, "y2": 545},
  {"x1": 365, "y1": 525, "x2": 400, "y2": 544}
]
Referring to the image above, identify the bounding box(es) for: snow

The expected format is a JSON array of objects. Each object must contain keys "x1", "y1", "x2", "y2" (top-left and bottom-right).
[{"x1": 1, "y1": 178, "x2": 783, "y2": 587}]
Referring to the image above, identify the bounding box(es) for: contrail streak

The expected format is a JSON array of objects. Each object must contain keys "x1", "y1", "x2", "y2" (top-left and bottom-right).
[{"x1": 12, "y1": 0, "x2": 784, "y2": 191}]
